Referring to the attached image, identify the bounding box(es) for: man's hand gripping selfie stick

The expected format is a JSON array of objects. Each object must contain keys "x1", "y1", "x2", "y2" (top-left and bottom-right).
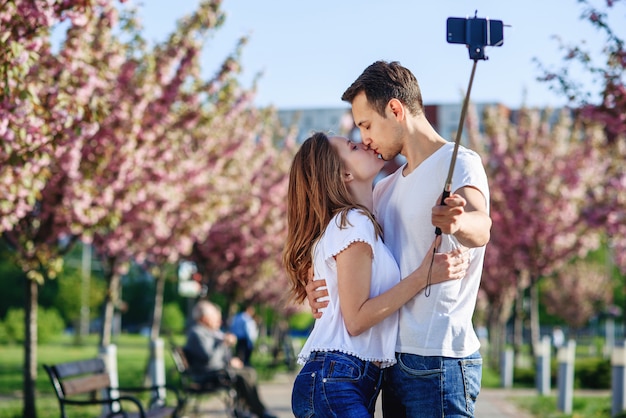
[{"x1": 425, "y1": 12, "x2": 504, "y2": 296}]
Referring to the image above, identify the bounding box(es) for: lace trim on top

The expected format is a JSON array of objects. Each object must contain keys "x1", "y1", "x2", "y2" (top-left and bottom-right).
[
  {"x1": 330, "y1": 238, "x2": 374, "y2": 259},
  {"x1": 297, "y1": 348, "x2": 396, "y2": 369}
]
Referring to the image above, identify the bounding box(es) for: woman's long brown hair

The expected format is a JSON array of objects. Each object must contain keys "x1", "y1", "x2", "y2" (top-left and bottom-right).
[{"x1": 282, "y1": 132, "x2": 381, "y2": 304}]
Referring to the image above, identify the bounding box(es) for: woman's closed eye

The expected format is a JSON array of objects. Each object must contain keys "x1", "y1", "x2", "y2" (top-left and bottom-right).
[{"x1": 347, "y1": 140, "x2": 359, "y2": 150}]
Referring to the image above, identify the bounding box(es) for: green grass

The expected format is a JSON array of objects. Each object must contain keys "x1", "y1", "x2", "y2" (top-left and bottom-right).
[
  {"x1": 479, "y1": 363, "x2": 613, "y2": 418},
  {"x1": 1, "y1": 335, "x2": 615, "y2": 418},
  {"x1": 0, "y1": 333, "x2": 187, "y2": 418},
  {"x1": 513, "y1": 394, "x2": 614, "y2": 418},
  {"x1": 0, "y1": 335, "x2": 188, "y2": 418},
  {"x1": 0, "y1": 333, "x2": 290, "y2": 418},
  {"x1": 0, "y1": 334, "x2": 162, "y2": 392},
  {"x1": 480, "y1": 364, "x2": 501, "y2": 388}
]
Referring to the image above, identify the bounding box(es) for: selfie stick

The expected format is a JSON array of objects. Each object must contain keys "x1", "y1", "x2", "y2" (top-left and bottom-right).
[
  {"x1": 426, "y1": 12, "x2": 504, "y2": 296},
  {"x1": 434, "y1": 60, "x2": 477, "y2": 236},
  {"x1": 434, "y1": 12, "x2": 504, "y2": 236}
]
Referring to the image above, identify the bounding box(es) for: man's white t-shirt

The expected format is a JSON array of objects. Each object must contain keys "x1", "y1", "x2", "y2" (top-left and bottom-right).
[{"x1": 373, "y1": 142, "x2": 489, "y2": 358}]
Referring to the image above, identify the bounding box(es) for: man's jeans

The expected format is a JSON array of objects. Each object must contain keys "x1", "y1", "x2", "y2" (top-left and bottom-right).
[
  {"x1": 381, "y1": 351, "x2": 482, "y2": 418},
  {"x1": 292, "y1": 351, "x2": 383, "y2": 418}
]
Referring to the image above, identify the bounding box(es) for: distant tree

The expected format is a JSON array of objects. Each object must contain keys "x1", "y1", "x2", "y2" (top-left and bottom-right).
[
  {"x1": 190, "y1": 128, "x2": 295, "y2": 314},
  {"x1": 469, "y1": 105, "x2": 607, "y2": 362},
  {"x1": 542, "y1": 260, "x2": 613, "y2": 330},
  {"x1": 77, "y1": 1, "x2": 245, "y2": 348},
  {"x1": 73, "y1": 1, "x2": 293, "y2": 346},
  {"x1": 535, "y1": 0, "x2": 626, "y2": 273},
  {"x1": 53, "y1": 267, "x2": 106, "y2": 328}
]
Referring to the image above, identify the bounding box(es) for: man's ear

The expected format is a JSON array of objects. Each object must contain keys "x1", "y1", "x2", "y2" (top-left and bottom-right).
[{"x1": 388, "y1": 98, "x2": 405, "y2": 121}]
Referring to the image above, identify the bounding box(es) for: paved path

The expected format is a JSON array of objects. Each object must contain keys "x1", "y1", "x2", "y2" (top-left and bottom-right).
[{"x1": 184, "y1": 372, "x2": 538, "y2": 417}]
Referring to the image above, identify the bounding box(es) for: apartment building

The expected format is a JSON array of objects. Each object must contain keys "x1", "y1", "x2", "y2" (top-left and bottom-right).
[{"x1": 277, "y1": 102, "x2": 502, "y2": 146}]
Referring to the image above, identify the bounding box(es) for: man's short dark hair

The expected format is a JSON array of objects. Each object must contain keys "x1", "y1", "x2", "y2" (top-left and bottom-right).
[{"x1": 341, "y1": 60, "x2": 424, "y2": 117}]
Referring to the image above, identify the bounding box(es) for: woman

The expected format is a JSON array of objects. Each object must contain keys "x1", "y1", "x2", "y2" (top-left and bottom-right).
[{"x1": 283, "y1": 132, "x2": 468, "y2": 417}]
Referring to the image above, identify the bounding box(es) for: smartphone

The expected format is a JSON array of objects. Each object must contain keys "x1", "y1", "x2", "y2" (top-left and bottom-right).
[{"x1": 447, "y1": 17, "x2": 504, "y2": 47}]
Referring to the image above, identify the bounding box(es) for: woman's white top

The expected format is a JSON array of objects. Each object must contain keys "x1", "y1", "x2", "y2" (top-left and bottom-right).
[{"x1": 297, "y1": 209, "x2": 402, "y2": 368}]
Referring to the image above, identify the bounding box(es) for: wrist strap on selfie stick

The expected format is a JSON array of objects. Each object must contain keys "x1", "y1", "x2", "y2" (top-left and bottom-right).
[{"x1": 426, "y1": 59, "x2": 478, "y2": 297}]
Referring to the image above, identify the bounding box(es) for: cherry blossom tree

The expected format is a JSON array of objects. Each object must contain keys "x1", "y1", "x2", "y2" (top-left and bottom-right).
[
  {"x1": 60, "y1": 0, "x2": 295, "y2": 347},
  {"x1": 1, "y1": 1, "x2": 292, "y2": 416},
  {"x1": 468, "y1": 104, "x2": 608, "y2": 364},
  {"x1": 533, "y1": 0, "x2": 626, "y2": 340},
  {"x1": 77, "y1": 1, "x2": 245, "y2": 348},
  {"x1": 542, "y1": 260, "x2": 613, "y2": 330},
  {"x1": 535, "y1": 0, "x2": 626, "y2": 273},
  {"x1": 1, "y1": 2, "x2": 128, "y2": 416},
  {"x1": 190, "y1": 127, "x2": 296, "y2": 317},
  {"x1": 1, "y1": 1, "x2": 97, "y2": 235}
]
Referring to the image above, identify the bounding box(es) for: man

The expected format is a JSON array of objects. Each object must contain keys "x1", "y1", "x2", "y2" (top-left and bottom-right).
[
  {"x1": 230, "y1": 303, "x2": 259, "y2": 366},
  {"x1": 184, "y1": 300, "x2": 276, "y2": 418},
  {"x1": 307, "y1": 60, "x2": 491, "y2": 417}
]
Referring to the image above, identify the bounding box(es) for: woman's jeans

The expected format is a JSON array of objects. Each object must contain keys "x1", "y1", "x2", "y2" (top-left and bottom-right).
[
  {"x1": 381, "y1": 351, "x2": 482, "y2": 418},
  {"x1": 292, "y1": 351, "x2": 383, "y2": 418}
]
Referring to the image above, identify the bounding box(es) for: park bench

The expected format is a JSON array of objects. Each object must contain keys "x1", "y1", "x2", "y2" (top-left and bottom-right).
[
  {"x1": 169, "y1": 345, "x2": 248, "y2": 417},
  {"x1": 43, "y1": 357, "x2": 181, "y2": 418}
]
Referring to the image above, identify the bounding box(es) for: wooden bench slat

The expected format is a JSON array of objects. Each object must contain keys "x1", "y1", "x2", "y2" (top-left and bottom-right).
[
  {"x1": 61, "y1": 373, "x2": 111, "y2": 397},
  {"x1": 54, "y1": 358, "x2": 106, "y2": 378}
]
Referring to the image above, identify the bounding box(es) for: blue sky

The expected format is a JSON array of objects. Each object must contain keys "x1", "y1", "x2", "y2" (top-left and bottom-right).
[{"x1": 135, "y1": 0, "x2": 624, "y2": 110}]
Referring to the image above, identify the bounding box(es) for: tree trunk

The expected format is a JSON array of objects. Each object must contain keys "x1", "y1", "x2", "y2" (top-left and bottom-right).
[
  {"x1": 143, "y1": 270, "x2": 165, "y2": 386},
  {"x1": 486, "y1": 294, "x2": 516, "y2": 371},
  {"x1": 623, "y1": 279, "x2": 626, "y2": 338},
  {"x1": 79, "y1": 243, "x2": 92, "y2": 342},
  {"x1": 100, "y1": 271, "x2": 120, "y2": 348},
  {"x1": 150, "y1": 271, "x2": 165, "y2": 341},
  {"x1": 529, "y1": 282, "x2": 541, "y2": 355},
  {"x1": 513, "y1": 283, "x2": 524, "y2": 351},
  {"x1": 486, "y1": 313, "x2": 504, "y2": 370},
  {"x1": 23, "y1": 279, "x2": 38, "y2": 418}
]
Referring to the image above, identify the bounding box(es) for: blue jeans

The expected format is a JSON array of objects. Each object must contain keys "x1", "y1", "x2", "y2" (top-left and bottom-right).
[
  {"x1": 381, "y1": 351, "x2": 482, "y2": 418},
  {"x1": 292, "y1": 351, "x2": 383, "y2": 418}
]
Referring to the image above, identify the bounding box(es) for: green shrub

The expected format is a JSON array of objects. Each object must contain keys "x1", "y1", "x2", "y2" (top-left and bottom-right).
[
  {"x1": 161, "y1": 303, "x2": 185, "y2": 334},
  {"x1": 0, "y1": 322, "x2": 8, "y2": 344},
  {"x1": 576, "y1": 357, "x2": 610, "y2": 389},
  {"x1": 509, "y1": 356, "x2": 611, "y2": 389},
  {"x1": 2, "y1": 307, "x2": 65, "y2": 344},
  {"x1": 512, "y1": 367, "x2": 536, "y2": 387},
  {"x1": 53, "y1": 268, "x2": 106, "y2": 327},
  {"x1": 480, "y1": 365, "x2": 500, "y2": 388},
  {"x1": 3, "y1": 309, "x2": 24, "y2": 343},
  {"x1": 38, "y1": 308, "x2": 65, "y2": 343},
  {"x1": 289, "y1": 311, "x2": 314, "y2": 332}
]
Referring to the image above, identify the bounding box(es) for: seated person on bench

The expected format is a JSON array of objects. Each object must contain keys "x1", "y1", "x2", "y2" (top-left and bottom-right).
[{"x1": 184, "y1": 300, "x2": 276, "y2": 418}]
